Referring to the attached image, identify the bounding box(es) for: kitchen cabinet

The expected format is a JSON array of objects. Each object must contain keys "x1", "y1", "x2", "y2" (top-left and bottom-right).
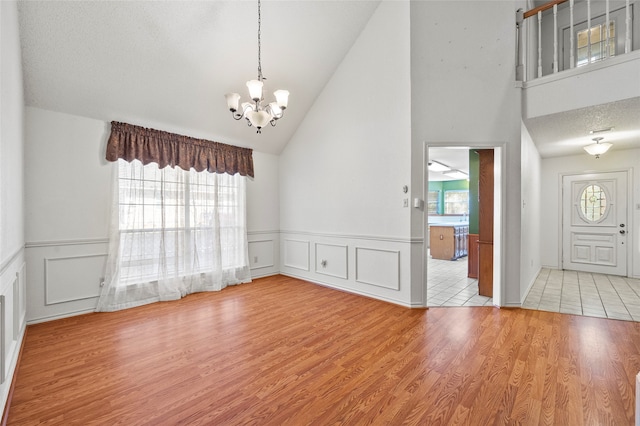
[{"x1": 429, "y1": 224, "x2": 468, "y2": 260}]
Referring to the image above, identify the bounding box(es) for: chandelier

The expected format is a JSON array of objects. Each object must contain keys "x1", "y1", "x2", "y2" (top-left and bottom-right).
[
  {"x1": 583, "y1": 137, "x2": 612, "y2": 159},
  {"x1": 225, "y1": 0, "x2": 289, "y2": 134}
]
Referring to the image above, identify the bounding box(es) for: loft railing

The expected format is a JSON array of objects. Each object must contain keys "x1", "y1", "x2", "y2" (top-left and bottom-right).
[{"x1": 516, "y1": 0, "x2": 635, "y2": 81}]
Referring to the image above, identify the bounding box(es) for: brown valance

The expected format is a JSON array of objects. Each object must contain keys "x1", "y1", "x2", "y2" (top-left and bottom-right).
[{"x1": 106, "y1": 121, "x2": 254, "y2": 177}]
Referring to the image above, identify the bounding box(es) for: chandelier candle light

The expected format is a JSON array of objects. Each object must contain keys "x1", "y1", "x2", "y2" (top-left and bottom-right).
[{"x1": 225, "y1": 0, "x2": 289, "y2": 134}]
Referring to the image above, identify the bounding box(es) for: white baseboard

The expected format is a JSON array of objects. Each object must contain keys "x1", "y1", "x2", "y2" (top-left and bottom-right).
[
  {"x1": 521, "y1": 266, "x2": 542, "y2": 304},
  {"x1": 27, "y1": 308, "x2": 95, "y2": 325},
  {"x1": 249, "y1": 271, "x2": 280, "y2": 280},
  {"x1": 280, "y1": 271, "x2": 419, "y2": 308}
]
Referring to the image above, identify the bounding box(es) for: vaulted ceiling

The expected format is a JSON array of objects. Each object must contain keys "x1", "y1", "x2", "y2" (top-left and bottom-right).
[
  {"x1": 17, "y1": 0, "x2": 381, "y2": 155},
  {"x1": 16, "y1": 1, "x2": 639, "y2": 159}
]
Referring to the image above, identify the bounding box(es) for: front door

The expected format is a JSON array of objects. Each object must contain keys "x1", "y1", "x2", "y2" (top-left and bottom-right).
[{"x1": 562, "y1": 171, "x2": 628, "y2": 275}]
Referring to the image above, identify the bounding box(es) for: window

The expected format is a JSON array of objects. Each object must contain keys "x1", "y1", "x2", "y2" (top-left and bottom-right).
[
  {"x1": 116, "y1": 159, "x2": 249, "y2": 286},
  {"x1": 444, "y1": 190, "x2": 469, "y2": 215},
  {"x1": 427, "y1": 191, "x2": 440, "y2": 214},
  {"x1": 579, "y1": 184, "x2": 608, "y2": 222},
  {"x1": 577, "y1": 21, "x2": 615, "y2": 67}
]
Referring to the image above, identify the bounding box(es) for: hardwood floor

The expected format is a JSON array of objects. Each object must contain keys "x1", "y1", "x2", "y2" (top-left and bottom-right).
[{"x1": 9, "y1": 275, "x2": 640, "y2": 425}]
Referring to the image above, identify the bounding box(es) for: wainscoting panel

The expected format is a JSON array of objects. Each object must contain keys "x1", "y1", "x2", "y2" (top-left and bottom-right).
[
  {"x1": 18, "y1": 262, "x2": 26, "y2": 336},
  {"x1": 0, "y1": 248, "x2": 25, "y2": 403},
  {"x1": 26, "y1": 240, "x2": 109, "y2": 323},
  {"x1": 0, "y1": 295, "x2": 5, "y2": 384},
  {"x1": 283, "y1": 239, "x2": 310, "y2": 271},
  {"x1": 247, "y1": 232, "x2": 279, "y2": 279},
  {"x1": 44, "y1": 254, "x2": 107, "y2": 305},
  {"x1": 280, "y1": 231, "x2": 417, "y2": 307},
  {"x1": 315, "y1": 243, "x2": 348, "y2": 280},
  {"x1": 355, "y1": 247, "x2": 400, "y2": 290},
  {"x1": 248, "y1": 240, "x2": 275, "y2": 270}
]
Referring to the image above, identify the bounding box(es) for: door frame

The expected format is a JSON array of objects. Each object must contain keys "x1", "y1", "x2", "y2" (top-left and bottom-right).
[
  {"x1": 423, "y1": 142, "x2": 505, "y2": 307},
  {"x1": 558, "y1": 167, "x2": 634, "y2": 277}
]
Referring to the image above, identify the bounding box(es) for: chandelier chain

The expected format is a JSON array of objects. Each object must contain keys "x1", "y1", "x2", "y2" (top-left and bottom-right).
[
  {"x1": 224, "y1": 0, "x2": 288, "y2": 133},
  {"x1": 257, "y1": 0, "x2": 263, "y2": 81}
]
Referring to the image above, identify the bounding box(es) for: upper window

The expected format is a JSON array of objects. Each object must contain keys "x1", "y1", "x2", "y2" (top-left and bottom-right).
[
  {"x1": 577, "y1": 21, "x2": 615, "y2": 67},
  {"x1": 444, "y1": 190, "x2": 469, "y2": 215}
]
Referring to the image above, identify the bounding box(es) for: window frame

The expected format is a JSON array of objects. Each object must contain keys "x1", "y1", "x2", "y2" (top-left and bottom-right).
[{"x1": 116, "y1": 159, "x2": 246, "y2": 286}]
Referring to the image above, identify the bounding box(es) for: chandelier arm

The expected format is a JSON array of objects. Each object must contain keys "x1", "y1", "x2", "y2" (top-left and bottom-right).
[
  {"x1": 232, "y1": 102, "x2": 259, "y2": 121},
  {"x1": 272, "y1": 109, "x2": 284, "y2": 120}
]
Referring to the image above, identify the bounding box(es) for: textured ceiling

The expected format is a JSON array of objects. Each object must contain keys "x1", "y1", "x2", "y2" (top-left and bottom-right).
[
  {"x1": 428, "y1": 147, "x2": 471, "y2": 182},
  {"x1": 17, "y1": 1, "x2": 639, "y2": 159},
  {"x1": 524, "y1": 97, "x2": 640, "y2": 158},
  {"x1": 17, "y1": 0, "x2": 381, "y2": 154}
]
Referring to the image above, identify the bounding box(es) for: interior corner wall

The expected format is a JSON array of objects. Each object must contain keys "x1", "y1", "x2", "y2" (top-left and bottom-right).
[
  {"x1": 1, "y1": 1, "x2": 25, "y2": 262},
  {"x1": 25, "y1": 107, "x2": 122, "y2": 323},
  {"x1": 24, "y1": 107, "x2": 281, "y2": 323},
  {"x1": 246, "y1": 151, "x2": 280, "y2": 278},
  {"x1": 540, "y1": 147, "x2": 640, "y2": 279},
  {"x1": 0, "y1": 0, "x2": 27, "y2": 415},
  {"x1": 410, "y1": 0, "x2": 524, "y2": 306},
  {"x1": 520, "y1": 121, "x2": 541, "y2": 301},
  {"x1": 278, "y1": 1, "x2": 416, "y2": 306}
]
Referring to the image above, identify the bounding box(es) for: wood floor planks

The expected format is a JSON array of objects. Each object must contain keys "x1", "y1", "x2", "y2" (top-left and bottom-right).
[{"x1": 8, "y1": 275, "x2": 640, "y2": 425}]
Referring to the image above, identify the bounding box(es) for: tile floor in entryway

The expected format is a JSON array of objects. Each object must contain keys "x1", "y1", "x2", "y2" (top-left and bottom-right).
[
  {"x1": 522, "y1": 268, "x2": 640, "y2": 322},
  {"x1": 427, "y1": 254, "x2": 640, "y2": 322}
]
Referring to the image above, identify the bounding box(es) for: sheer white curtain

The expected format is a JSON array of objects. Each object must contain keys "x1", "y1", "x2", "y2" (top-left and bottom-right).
[{"x1": 96, "y1": 159, "x2": 251, "y2": 312}]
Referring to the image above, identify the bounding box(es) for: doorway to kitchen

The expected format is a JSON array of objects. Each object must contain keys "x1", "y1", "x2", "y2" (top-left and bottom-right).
[{"x1": 425, "y1": 145, "x2": 501, "y2": 307}]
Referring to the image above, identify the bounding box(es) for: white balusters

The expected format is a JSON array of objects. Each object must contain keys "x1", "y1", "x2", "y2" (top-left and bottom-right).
[
  {"x1": 605, "y1": 0, "x2": 610, "y2": 59},
  {"x1": 587, "y1": 0, "x2": 591, "y2": 65},
  {"x1": 553, "y1": 4, "x2": 558, "y2": 73},
  {"x1": 538, "y1": 10, "x2": 543, "y2": 78},
  {"x1": 626, "y1": 0, "x2": 631, "y2": 53},
  {"x1": 570, "y1": 0, "x2": 575, "y2": 68},
  {"x1": 521, "y1": 0, "x2": 636, "y2": 81}
]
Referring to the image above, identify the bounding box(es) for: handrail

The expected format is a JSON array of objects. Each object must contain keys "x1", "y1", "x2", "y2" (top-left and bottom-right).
[{"x1": 523, "y1": 0, "x2": 568, "y2": 19}]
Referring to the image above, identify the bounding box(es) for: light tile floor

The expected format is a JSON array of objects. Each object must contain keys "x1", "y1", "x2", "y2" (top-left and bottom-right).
[
  {"x1": 427, "y1": 257, "x2": 640, "y2": 322},
  {"x1": 522, "y1": 268, "x2": 640, "y2": 322},
  {"x1": 427, "y1": 253, "x2": 492, "y2": 307}
]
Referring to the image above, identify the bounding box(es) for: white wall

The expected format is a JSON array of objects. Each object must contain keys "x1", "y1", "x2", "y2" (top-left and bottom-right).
[
  {"x1": 24, "y1": 108, "x2": 111, "y2": 323},
  {"x1": 246, "y1": 151, "x2": 280, "y2": 278},
  {"x1": 541, "y1": 147, "x2": 640, "y2": 278},
  {"x1": 520, "y1": 122, "x2": 542, "y2": 300},
  {"x1": 411, "y1": 0, "x2": 526, "y2": 306},
  {"x1": 1, "y1": 1, "x2": 25, "y2": 262},
  {"x1": 24, "y1": 107, "x2": 281, "y2": 323},
  {"x1": 278, "y1": 1, "x2": 416, "y2": 306},
  {"x1": 0, "y1": 0, "x2": 27, "y2": 415}
]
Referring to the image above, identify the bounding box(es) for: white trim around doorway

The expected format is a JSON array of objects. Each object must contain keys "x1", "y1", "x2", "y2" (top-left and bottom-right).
[{"x1": 423, "y1": 142, "x2": 506, "y2": 308}]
